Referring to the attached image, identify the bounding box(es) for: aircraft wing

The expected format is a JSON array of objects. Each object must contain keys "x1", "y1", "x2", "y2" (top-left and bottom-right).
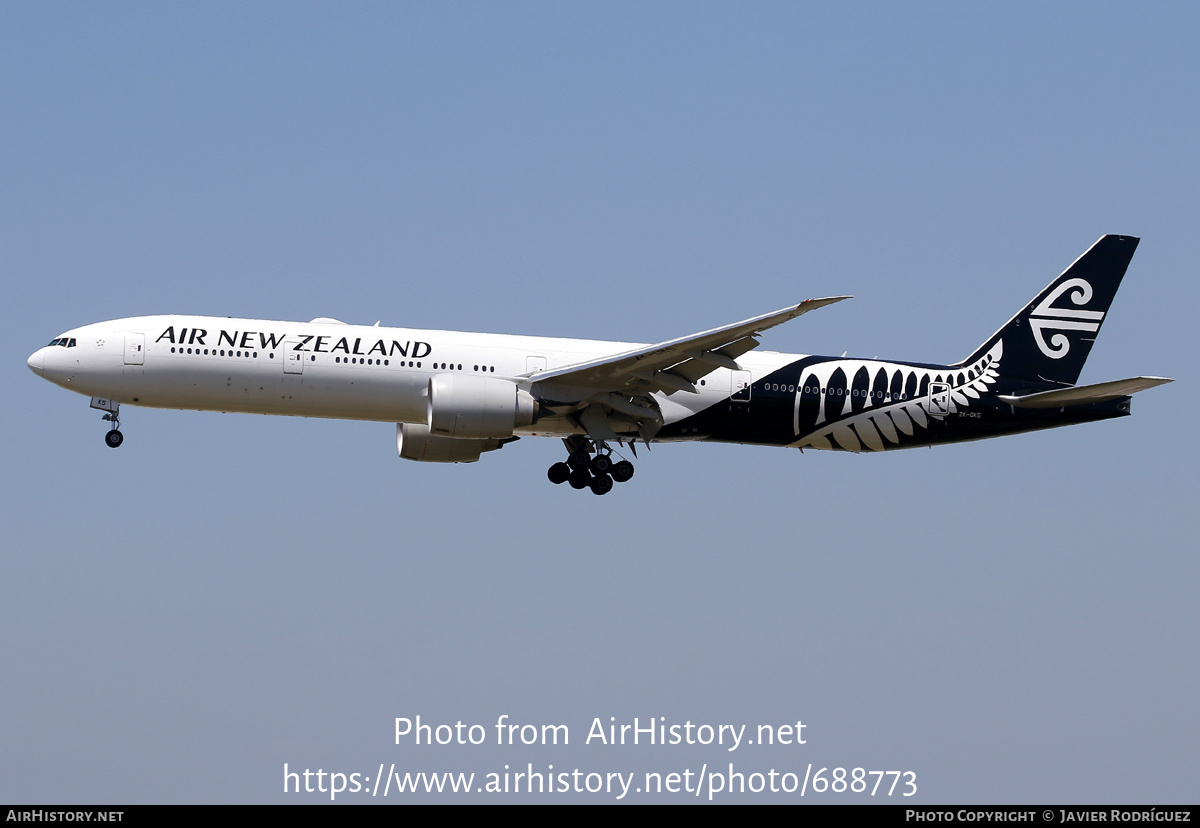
[{"x1": 529, "y1": 296, "x2": 850, "y2": 397}]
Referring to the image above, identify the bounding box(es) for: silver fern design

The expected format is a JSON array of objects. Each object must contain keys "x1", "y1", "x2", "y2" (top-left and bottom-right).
[{"x1": 789, "y1": 341, "x2": 1003, "y2": 452}]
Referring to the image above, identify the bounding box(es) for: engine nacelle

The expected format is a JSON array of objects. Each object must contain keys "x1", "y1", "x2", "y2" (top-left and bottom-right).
[
  {"x1": 427, "y1": 374, "x2": 537, "y2": 439},
  {"x1": 396, "y1": 422, "x2": 505, "y2": 463}
]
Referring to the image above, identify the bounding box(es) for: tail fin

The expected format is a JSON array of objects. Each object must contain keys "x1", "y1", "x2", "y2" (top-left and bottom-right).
[{"x1": 956, "y1": 235, "x2": 1140, "y2": 387}]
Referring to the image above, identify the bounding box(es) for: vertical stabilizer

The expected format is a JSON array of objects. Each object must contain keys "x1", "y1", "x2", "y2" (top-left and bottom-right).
[{"x1": 956, "y1": 235, "x2": 1139, "y2": 387}]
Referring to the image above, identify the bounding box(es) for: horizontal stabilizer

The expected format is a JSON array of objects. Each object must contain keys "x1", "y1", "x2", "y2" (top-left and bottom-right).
[{"x1": 999, "y1": 376, "x2": 1172, "y2": 409}]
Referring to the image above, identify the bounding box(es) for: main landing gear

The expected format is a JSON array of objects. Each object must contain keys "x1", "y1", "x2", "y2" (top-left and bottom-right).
[{"x1": 547, "y1": 437, "x2": 635, "y2": 495}]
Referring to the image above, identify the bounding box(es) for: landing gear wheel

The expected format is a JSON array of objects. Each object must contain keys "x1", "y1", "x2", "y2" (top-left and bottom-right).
[
  {"x1": 567, "y1": 449, "x2": 591, "y2": 471},
  {"x1": 611, "y1": 460, "x2": 634, "y2": 483},
  {"x1": 589, "y1": 474, "x2": 614, "y2": 495},
  {"x1": 547, "y1": 462, "x2": 571, "y2": 484},
  {"x1": 568, "y1": 469, "x2": 591, "y2": 489},
  {"x1": 105, "y1": 429, "x2": 124, "y2": 448},
  {"x1": 590, "y1": 454, "x2": 613, "y2": 475}
]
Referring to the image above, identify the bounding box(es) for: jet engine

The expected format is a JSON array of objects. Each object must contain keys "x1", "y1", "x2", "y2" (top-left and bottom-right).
[
  {"x1": 427, "y1": 374, "x2": 538, "y2": 439},
  {"x1": 396, "y1": 422, "x2": 507, "y2": 463}
]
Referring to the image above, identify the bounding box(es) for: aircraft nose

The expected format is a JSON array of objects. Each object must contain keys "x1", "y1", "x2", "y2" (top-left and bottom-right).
[{"x1": 27, "y1": 348, "x2": 45, "y2": 375}]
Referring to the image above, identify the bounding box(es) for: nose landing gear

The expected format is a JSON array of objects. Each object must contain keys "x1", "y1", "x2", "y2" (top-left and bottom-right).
[
  {"x1": 90, "y1": 397, "x2": 123, "y2": 448},
  {"x1": 546, "y1": 437, "x2": 635, "y2": 494},
  {"x1": 104, "y1": 425, "x2": 124, "y2": 448}
]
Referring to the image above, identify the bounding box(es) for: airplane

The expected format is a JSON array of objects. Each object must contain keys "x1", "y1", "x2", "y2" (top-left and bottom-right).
[{"x1": 27, "y1": 234, "x2": 1171, "y2": 495}]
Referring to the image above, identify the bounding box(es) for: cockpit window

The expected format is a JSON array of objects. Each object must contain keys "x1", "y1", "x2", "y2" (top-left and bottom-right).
[{"x1": 46, "y1": 337, "x2": 76, "y2": 348}]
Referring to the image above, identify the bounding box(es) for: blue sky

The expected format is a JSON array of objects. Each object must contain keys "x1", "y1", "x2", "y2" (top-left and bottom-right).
[{"x1": 3, "y1": 2, "x2": 1197, "y2": 803}]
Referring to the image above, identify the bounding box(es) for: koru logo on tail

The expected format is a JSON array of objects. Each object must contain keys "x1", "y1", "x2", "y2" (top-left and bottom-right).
[{"x1": 1028, "y1": 278, "x2": 1104, "y2": 359}]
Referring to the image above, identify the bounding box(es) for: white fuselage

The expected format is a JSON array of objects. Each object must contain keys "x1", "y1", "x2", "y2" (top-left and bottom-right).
[{"x1": 27, "y1": 315, "x2": 799, "y2": 438}]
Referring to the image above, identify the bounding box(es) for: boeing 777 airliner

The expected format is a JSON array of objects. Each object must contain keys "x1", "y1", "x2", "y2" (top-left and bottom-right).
[{"x1": 28, "y1": 235, "x2": 1171, "y2": 494}]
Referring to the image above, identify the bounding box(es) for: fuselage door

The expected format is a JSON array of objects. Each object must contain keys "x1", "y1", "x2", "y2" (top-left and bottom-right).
[
  {"x1": 123, "y1": 333, "x2": 145, "y2": 365},
  {"x1": 527, "y1": 356, "x2": 547, "y2": 374},
  {"x1": 928, "y1": 382, "x2": 950, "y2": 418},
  {"x1": 731, "y1": 370, "x2": 752, "y2": 402},
  {"x1": 283, "y1": 339, "x2": 304, "y2": 375}
]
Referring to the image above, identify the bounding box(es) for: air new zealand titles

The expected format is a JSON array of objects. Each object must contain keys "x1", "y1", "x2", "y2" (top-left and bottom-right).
[{"x1": 154, "y1": 326, "x2": 434, "y2": 359}]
